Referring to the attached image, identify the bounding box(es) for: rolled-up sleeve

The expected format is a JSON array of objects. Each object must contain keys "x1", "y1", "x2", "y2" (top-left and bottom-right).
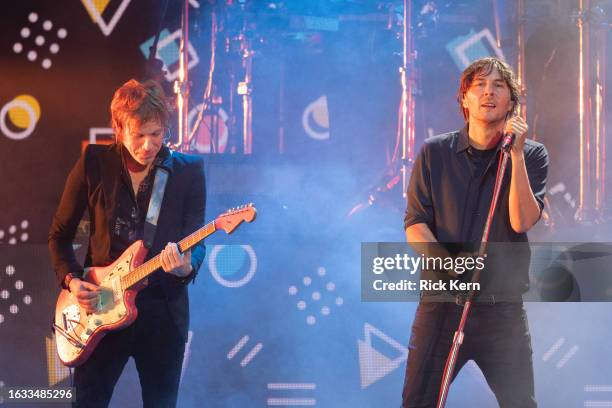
[
  {"x1": 525, "y1": 144, "x2": 549, "y2": 212},
  {"x1": 404, "y1": 144, "x2": 435, "y2": 230}
]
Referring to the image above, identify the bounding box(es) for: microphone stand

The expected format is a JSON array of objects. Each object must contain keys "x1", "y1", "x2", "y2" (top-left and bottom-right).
[
  {"x1": 435, "y1": 138, "x2": 514, "y2": 408},
  {"x1": 399, "y1": 0, "x2": 416, "y2": 197}
]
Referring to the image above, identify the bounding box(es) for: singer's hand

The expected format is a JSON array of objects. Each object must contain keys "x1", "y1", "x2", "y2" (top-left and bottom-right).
[{"x1": 504, "y1": 116, "x2": 528, "y2": 156}]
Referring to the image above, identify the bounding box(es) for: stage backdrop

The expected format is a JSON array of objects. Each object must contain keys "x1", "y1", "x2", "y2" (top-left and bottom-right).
[{"x1": 1, "y1": 1, "x2": 612, "y2": 407}]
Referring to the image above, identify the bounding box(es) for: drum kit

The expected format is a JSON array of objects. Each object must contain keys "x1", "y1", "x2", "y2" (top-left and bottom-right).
[{"x1": 145, "y1": 1, "x2": 610, "y2": 231}]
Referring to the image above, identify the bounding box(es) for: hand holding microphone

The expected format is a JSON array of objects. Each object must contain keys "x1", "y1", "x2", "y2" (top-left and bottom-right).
[{"x1": 502, "y1": 115, "x2": 529, "y2": 154}]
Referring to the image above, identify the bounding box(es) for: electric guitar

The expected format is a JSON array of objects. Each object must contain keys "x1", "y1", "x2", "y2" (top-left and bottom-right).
[{"x1": 53, "y1": 204, "x2": 256, "y2": 367}]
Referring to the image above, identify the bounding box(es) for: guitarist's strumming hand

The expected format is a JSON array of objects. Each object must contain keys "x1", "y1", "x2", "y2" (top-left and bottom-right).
[
  {"x1": 69, "y1": 279, "x2": 101, "y2": 313},
  {"x1": 160, "y1": 242, "x2": 193, "y2": 278}
]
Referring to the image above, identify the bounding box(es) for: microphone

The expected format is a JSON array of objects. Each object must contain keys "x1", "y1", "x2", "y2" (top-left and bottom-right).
[{"x1": 501, "y1": 132, "x2": 515, "y2": 152}]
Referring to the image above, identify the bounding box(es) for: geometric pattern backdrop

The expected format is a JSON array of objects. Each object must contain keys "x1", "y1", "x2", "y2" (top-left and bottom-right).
[{"x1": 2, "y1": 1, "x2": 612, "y2": 407}]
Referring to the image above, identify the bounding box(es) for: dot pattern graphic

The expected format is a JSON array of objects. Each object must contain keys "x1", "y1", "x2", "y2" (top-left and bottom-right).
[
  {"x1": 12, "y1": 12, "x2": 67, "y2": 69},
  {"x1": 0, "y1": 264, "x2": 32, "y2": 328},
  {"x1": 288, "y1": 266, "x2": 344, "y2": 326},
  {"x1": 0, "y1": 219, "x2": 29, "y2": 245}
]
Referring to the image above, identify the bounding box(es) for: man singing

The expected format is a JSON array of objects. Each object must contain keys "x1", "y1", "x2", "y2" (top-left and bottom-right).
[
  {"x1": 401, "y1": 57, "x2": 548, "y2": 407},
  {"x1": 49, "y1": 79, "x2": 206, "y2": 407}
]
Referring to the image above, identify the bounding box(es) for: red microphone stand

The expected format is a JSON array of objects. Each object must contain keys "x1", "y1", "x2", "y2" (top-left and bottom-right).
[{"x1": 435, "y1": 134, "x2": 514, "y2": 408}]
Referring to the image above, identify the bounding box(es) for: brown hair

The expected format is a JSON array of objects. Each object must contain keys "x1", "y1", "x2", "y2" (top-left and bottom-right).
[
  {"x1": 110, "y1": 79, "x2": 170, "y2": 140},
  {"x1": 456, "y1": 57, "x2": 520, "y2": 121}
]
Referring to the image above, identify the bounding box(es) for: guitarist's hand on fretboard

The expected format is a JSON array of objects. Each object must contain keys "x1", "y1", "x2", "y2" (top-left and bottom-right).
[
  {"x1": 54, "y1": 204, "x2": 256, "y2": 367},
  {"x1": 160, "y1": 242, "x2": 193, "y2": 278},
  {"x1": 69, "y1": 279, "x2": 101, "y2": 313}
]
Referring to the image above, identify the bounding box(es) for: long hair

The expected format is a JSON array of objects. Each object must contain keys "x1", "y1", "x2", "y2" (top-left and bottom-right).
[{"x1": 456, "y1": 57, "x2": 520, "y2": 121}]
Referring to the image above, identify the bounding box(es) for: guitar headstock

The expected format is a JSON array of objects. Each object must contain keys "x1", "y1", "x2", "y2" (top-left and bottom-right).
[{"x1": 215, "y1": 203, "x2": 257, "y2": 234}]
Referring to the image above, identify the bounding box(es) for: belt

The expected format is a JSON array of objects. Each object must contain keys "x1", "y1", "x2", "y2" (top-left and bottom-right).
[{"x1": 421, "y1": 292, "x2": 523, "y2": 305}]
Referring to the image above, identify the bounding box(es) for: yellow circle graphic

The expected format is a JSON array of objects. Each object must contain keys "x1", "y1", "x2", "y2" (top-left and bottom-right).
[{"x1": 8, "y1": 95, "x2": 40, "y2": 129}]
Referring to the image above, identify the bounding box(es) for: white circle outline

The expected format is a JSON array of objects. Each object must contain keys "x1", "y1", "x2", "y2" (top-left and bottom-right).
[
  {"x1": 0, "y1": 99, "x2": 37, "y2": 140},
  {"x1": 208, "y1": 244, "x2": 256, "y2": 288},
  {"x1": 302, "y1": 95, "x2": 330, "y2": 141}
]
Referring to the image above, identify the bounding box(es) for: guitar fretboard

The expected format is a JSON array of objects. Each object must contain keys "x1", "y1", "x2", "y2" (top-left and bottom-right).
[{"x1": 121, "y1": 221, "x2": 216, "y2": 290}]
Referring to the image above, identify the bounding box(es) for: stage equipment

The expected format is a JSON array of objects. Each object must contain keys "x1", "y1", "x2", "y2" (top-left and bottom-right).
[
  {"x1": 187, "y1": 1, "x2": 262, "y2": 154},
  {"x1": 348, "y1": 0, "x2": 432, "y2": 217},
  {"x1": 576, "y1": 0, "x2": 593, "y2": 222},
  {"x1": 574, "y1": 0, "x2": 608, "y2": 223},
  {"x1": 399, "y1": 0, "x2": 416, "y2": 198},
  {"x1": 238, "y1": 22, "x2": 254, "y2": 154},
  {"x1": 188, "y1": 3, "x2": 220, "y2": 153},
  {"x1": 515, "y1": 0, "x2": 527, "y2": 119},
  {"x1": 592, "y1": 3, "x2": 607, "y2": 218},
  {"x1": 174, "y1": 0, "x2": 191, "y2": 151},
  {"x1": 436, "y1": 143, "x2": 514, "y2": 408}
]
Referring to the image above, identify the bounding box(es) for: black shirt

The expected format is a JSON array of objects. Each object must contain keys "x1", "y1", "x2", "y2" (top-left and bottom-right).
[
  {"x1": 404, "y1": 126, "x2": 549, "y2": 296},
  {"x1": 469, "y1": 145, "x2": 497, "y2": 179},
  {"x1": 405, "y1": 125, "x2": 548, "y2": 242},
  {"x1": 111, "y1": 145, "x2": 165, "y2": 261}
]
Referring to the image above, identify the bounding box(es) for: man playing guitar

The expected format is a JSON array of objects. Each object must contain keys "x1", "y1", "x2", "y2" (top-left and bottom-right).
[{"x1": 49, "y1": 79, "x2": 206, "y2": 407}]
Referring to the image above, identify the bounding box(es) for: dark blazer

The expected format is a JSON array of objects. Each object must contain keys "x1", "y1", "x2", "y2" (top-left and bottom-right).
[{"x1": 48, "y1": 143, "x2": 206, "y2": 341}]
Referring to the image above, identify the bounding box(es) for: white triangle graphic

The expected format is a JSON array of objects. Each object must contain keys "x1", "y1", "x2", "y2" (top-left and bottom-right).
[
  {"x1": 364, "y1": 323, "x2": 408, "y2": 364},
  {"x1": 357, "y1": 323, "x2": 409, "y2": 389},
  {"x1": 82, "y1": 0, "x2": 131, "y2": 37},
  {"x1": 358, "y1": 340, "x2": 401, "y2": 389}
]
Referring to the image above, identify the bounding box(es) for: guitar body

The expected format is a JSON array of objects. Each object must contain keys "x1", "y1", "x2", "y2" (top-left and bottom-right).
[
  {"x1": 53, "y1": 203, "x2": 256, "y2": 367},
  {"x1": 54, "y1": 240, "x2": 147, "y2": 367}
]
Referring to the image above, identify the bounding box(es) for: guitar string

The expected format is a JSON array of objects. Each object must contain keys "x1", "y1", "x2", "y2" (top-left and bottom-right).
[{"x1": 120, "y1": 220, "x2": 216, "y2": 290}]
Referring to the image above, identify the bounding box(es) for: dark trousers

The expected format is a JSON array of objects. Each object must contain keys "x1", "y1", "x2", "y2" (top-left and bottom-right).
[
  {"x1": 401, "y1": 301, "x2": 537, "y2": 408},
  {"x1": 73, "y1": 290, "x2": 186, "y2": 408}
]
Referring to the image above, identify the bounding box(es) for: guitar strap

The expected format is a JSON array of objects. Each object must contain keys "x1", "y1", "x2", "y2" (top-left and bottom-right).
[{"x1": 143, "y1": 166, "x2": 169, "y2": 249}]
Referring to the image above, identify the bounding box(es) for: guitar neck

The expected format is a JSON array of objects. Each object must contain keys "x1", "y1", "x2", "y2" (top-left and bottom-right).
[{"x1": 121, "y1": 220, "x2": 216, "y2": 289}]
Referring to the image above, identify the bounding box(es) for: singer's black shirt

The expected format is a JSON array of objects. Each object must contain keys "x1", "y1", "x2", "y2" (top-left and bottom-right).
[{"x1": 404, "y1": 125, "x2": 549, "y2": 296}]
